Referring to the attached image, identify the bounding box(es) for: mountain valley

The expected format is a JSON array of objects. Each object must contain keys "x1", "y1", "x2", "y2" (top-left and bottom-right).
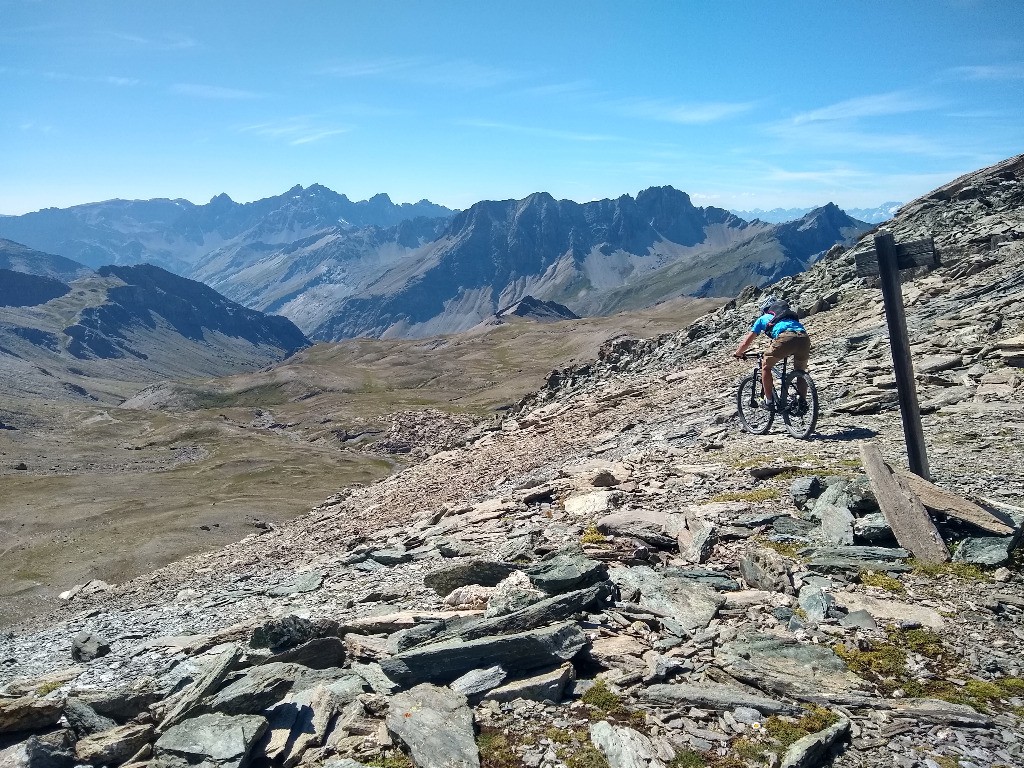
[{"x1": 0, "y1": 155, "x2": 1022, "y2": 768}]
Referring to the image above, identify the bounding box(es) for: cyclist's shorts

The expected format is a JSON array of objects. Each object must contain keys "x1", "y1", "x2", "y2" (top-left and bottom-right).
[{"x1": 766, "y1": 331, "x2": 810, "y2": 372}]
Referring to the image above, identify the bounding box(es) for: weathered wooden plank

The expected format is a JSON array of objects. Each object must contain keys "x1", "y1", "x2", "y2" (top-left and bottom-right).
[
  {"x1": 855, "y1": 237, "x2": 938, "y2": 277},
  {"x1": 894, "y1": 469, "x2": 1015, "y2": 535},
  {"x1": 874, "y1": 232, "x2": 930, "y2": 480},
  {"x1": 859, "y1": 443, "x2": 949, "y2": 563}
]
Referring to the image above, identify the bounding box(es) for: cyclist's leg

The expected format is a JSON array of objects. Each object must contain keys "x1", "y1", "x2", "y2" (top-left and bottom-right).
[
  {"x1": 791, "y1": 336, "x2": 811, "y2": 399},
  {"x1": 763, "y1": 339, "x2": 789, "y2": 399}
]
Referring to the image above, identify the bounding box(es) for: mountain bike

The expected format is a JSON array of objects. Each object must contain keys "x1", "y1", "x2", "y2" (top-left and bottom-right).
[{"x1": 736, "y1": 351, "x2": 818, "y2": 439}]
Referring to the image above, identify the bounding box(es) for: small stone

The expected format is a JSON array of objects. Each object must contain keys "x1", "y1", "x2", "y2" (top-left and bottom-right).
[{"x1": 71, "y1": 632, "x2": 111, "y2": 663}]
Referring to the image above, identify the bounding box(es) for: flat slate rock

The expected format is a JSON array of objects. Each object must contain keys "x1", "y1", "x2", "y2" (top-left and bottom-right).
[
  {"x1": 640, "y1": 682, "x2": 797, "y2": 715},
  {"x1": 0, "y1": 695, "x2": 64, "y2": 734},
  {"x1": 832, "y1": 592, "x2": 944, "y2": 629},
  {"x1": 780, "y1": 718, "x2": 851, "y2": 768},
  {"x1": 385, "y1": 684, "x2": 479, "y2": 768},
  {"x1": 596, "y1": 509, "x2": 683, "y2": 548},
  {"x1": 155, "y1": 713, "x2": 268, "y2": 768},
  {"x1": 378, "y1": 621, "x2": 587, "y2": 689},
  {"x1": 717, "y1": 632, "x2": 871, "y2": 705},
  {"x1": 523, "y1": 551, "x2": 607, "y2": 594},
  {"x1": 75, "y1": 723, "x2": 154, "y2": 766},
  {"x1": 423, "y1": 560, "x2": 516, "y2": 597},
  {"x1": 485, "y1": 664, "x2": 574, "y2": 703},
  {"x1": 609, "y1": 565, "x2": 724, "y2": 635}
]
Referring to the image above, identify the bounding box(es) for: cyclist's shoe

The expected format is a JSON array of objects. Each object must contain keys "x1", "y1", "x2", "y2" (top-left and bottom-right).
[
  {"x1": 761, "y1": 397, "x2": 776, "y2": 412},
  {"x1": 794, "y1": 398, "x2": 809, "y2": 416}
]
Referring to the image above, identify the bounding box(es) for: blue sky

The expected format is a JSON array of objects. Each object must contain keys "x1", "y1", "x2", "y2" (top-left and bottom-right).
[{"x1": 2, "y1": 0, "x2": 1022, "y2": 215}]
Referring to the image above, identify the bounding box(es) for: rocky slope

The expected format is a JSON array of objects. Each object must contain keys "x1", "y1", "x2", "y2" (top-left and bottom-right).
[
  {"x1": 0, "y1": 258, "x2": 309, "y2": 403},
  {"x1": 0, "y1": 187, "x2": 453, "y2": 273},
  {"x1": 1, "y1": 155, "x2": 1022, "y2": 768}
]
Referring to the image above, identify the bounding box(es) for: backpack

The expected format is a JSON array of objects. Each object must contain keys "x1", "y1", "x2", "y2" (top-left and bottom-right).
[{"x1": 764, "y1": 300, "x2": 799, "y2": 334}]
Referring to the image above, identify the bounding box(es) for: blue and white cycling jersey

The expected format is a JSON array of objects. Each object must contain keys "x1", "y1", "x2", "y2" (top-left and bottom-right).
[{"x1": 751, "y1": 313, "x2": 807, "y2": 339}]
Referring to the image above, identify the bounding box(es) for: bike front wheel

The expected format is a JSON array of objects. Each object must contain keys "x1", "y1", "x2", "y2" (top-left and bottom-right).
[
  {"x1": 736, "y1": 374, "x2": 774, "y2": 435},
  {"x1": 780, "y1": 370, "x2": 818, "y2": 439}
]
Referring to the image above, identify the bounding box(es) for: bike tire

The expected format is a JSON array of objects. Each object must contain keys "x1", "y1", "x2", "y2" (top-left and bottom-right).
[
  {"x1": 736, "y1": 373, "x2": 774, "y2": 435},
  {"x1": 780, "y1": 371, "x2": 818, "y2": 439}
]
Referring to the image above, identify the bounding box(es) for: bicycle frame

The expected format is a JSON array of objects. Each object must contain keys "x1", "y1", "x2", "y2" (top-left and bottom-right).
[{"x1": 745, "y1": 351, "x2": 789, "y2": 409}]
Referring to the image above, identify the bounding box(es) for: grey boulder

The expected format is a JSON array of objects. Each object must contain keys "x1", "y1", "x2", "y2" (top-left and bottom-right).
[
  {"x1": 589, "y1": 721, "x2": 666, "y2": 768},
  {"x1": 154, "y1": 713, "x2": 267, "y2": 768},
  {"x1": 385, "y1": 684, "x2": 479, "y2": 768}
]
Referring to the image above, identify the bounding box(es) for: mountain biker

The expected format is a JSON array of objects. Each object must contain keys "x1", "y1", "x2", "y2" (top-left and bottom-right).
[{"x1": 733, "y1": 295, "x2": 810, "y2": 412}]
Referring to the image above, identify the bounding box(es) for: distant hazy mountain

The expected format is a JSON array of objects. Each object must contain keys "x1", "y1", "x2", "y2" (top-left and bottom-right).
[
  {"x1": 730, "y1": 202, "x2": 901, "y2": 224},
  {"x1": 0, "y1": 237, "x2": 93, "y2": 281},
  {"x1": 0, "y1": 186, "x2": 454, "y2": 273},
  {"x1": 0, "y1": 247, "x2": 309, "y2": 402}
]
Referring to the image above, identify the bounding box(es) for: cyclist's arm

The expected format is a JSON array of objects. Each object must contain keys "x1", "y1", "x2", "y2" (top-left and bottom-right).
[{"x1": 734, "y1": 330, "x2": 757, "y2": 358}]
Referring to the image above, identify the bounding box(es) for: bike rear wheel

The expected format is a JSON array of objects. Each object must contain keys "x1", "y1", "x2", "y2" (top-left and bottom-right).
[
  {"x1": 736, "y1": 373, "x2": 774, "y2": 434},
  {"x1": 780, "y1": 370, "x2": 818, "y2": 439}
]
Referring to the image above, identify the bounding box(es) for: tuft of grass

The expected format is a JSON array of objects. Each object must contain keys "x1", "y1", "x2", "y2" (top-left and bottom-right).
[
  {"x1": 834, "y1": 642, "x2": 907, "y2": 684},
  {"x1": 759, "y1": 538, "x2": 804, "y2": 559},
  {"x1": 910, "y1": 559, "x2": 988, "y2": 580},
  {"x1": 669, "y1": 750, "x2": 707, "y2": 768},
  {"x1": 477, "y1": 728, "x2": 520, "y2": 768},
  {"x1": 365, "y1": 754, "x2": 414, "y2": 768},
  {"x1": 731, "y1": 737, "x2": 766, "y2": 761},
  {"x1": 859, "y1": 570, "x2": 905, "y2": 593},
  {"x1": 890, "y1": 627, "x2": 945, "y2": 660},
  {"x1": 581, "y1": 523, "x2": 608, "y2": 544},
  {"x1": 764, "y1": 707, "x2": 840, "y2": 751},
  {"x1": 34, "y1": 680, "x2": 64, "y2": 696},
  {"x1": 581, "y1": 680, "x2": 624, "y2": 713},
  {"x1": 563, "y1": 743, "x2": 611, "y2": 768},
  {"x1": 710, "y1": 488, "x2": 781, "y2": 503}
]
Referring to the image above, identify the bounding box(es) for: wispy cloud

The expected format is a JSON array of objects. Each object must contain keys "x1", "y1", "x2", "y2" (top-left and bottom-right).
[
  {"x1": 172, "y1": 83, "x2": 266, "y2": 100},
  {"x1": 792, "y1": 91, "x2": 939, "y2": 123},
  {"x1": 320, "y1": 57, "x2": 520, "y2": 90},
  {"x1": 461, "y1": 119, "x2": 618, "y2": 143},
  {"x1": 21, "y1": 69, "x2": 141, "y2": 86},
  {"x1": 19, "y1": 121, "x2": 55, "y2": 135},
  {"x1": 109, "y1": 32, "x2": 198, "y2": 51},
  {"x1": 240, "y1": 117, "x2": 349, "y2": 146},
  {"x1": 515, "y1": 80, "x2": 593, "y2": 98},
  {"x1": 613, "y1": 98, "x2": 758, "y2": 124},
  {"x1": 949, "y1": 64, "x2": 1024, "y2": 81},
  {"x1": 765, "y1": 120, "x2": 950, "y2": 157}
]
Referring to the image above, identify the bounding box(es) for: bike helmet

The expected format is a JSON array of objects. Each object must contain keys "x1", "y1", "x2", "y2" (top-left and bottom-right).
[{"x1": 758, "y1": 295, "x2": 778, "y2": 314}]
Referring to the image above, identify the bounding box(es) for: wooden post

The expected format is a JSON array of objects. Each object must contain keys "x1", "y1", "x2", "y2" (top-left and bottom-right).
[{"x1": 874, "y1": 232, "x2": 930, "y2": 480}]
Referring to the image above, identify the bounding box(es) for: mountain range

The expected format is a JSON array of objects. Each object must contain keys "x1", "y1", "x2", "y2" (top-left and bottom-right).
[
  {"x1": 729, "y1": 202, "x2": 902, "y2": 224},
  {"x1": 0, "y1": 186, "x2": 871, "y2": 341},
  {"x1": 0, "y1": 186, "x2": 453, "y2": 274}
]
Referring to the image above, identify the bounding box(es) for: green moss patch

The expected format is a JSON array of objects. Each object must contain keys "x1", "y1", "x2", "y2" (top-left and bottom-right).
[
  {"x1": 710, "y1": 488, "x2": 781, "y2": 503},
  {"x1": 858, "y1": 570, "x2": 905, "y2": 593}
]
